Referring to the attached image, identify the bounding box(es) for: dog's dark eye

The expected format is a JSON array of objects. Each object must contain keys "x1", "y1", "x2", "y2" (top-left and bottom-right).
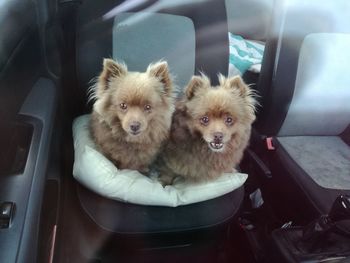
[
  {"x1": 144, "y1": 104, "x2": 152, "y2": 111},
  {"x1": 200, "y1": 116, "x2": 209, "y2": 125},
  {"x1": 120, "y1": 103, "x2": 127, "y2": 110},
  {"x1": 225, "y1": 116, "x2": 234, "y2": 125}
]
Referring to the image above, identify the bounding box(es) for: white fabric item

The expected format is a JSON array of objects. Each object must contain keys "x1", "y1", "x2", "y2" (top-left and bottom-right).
[{"x1": 72, "y1": 115, "x2": 248, "y2": 207}]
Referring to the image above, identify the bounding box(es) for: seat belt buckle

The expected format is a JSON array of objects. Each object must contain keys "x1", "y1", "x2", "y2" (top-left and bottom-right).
[{"x1": 265, "y1": 137, "x2": 275, "y2": 150}]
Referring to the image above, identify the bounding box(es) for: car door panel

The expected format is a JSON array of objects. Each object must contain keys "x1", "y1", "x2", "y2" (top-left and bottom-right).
[{"x1": 0, "y1": 0, "x2": 61, "y2": 262}]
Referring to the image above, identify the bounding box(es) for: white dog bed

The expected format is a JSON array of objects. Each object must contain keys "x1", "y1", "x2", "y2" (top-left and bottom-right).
[{"x1": 72, "y1": 115, "x2": 248, "y2": 207}]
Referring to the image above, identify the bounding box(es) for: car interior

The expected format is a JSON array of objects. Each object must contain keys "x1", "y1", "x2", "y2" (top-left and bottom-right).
[{"x1": 0, "y1": 0, "x2": 349, "y2": 262}]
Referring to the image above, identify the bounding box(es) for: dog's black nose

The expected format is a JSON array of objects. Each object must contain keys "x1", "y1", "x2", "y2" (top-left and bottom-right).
[
  {"x1": 213, "y1": 132, "x2": 223, "y2": 142},
  {"x1": 130, "y1": 122, "x2": 141, "y2": 132}
]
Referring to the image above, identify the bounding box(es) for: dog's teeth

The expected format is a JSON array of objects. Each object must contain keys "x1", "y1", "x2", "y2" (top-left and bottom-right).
[{"x1": 210, "y1": 142, "x2": 224, "y2": 149}]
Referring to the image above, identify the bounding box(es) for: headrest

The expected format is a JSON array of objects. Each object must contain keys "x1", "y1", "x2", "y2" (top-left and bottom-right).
[{"x1": 113, "y1": 12, "x2": 195, "y2": 89}]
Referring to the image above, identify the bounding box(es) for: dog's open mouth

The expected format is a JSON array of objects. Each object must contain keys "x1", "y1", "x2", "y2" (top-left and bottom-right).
[
  {"x1": 130, "y1": 131, "x2": 141, "y2": 136},
  {"x1": 209, "y1": 142, "x2": 224, "y2": 150}
]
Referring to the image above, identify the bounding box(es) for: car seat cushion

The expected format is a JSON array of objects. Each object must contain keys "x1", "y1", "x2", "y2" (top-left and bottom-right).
[
  {"x1": 72, "y1": 115, "x2": 248, "y2": 207},
  {"x1": 277, "y1": 136, "x2": 350, "y2": 190},
  {"x1": 275, "y1": 136, "x2": 350, "y2": 232},
  {"x1": 76, "y1": 182, "x2": 245, "y2": 233}
]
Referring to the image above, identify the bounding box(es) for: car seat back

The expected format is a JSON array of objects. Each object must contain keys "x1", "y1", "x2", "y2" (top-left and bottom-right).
[
  {"x1": 76, "y1": 0, "x2": 229, "y2": 105},
  {"x1": 255, "y1": 0, "x2": 350, "y2": 137},
  {"x1": 225, "y1": 0, "x2": 274, "y2": 41}
]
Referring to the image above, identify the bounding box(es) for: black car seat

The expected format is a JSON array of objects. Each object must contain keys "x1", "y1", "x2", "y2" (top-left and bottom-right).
[
  {"x1": 252, "y1": 0, "x2": 350, "y2": 230},
  {"x1": 225, "y1": 0, "x2": 273, "y2": 41},
  {"x1": 70, "y1": 0, "x2": 245, "y2": 260}
]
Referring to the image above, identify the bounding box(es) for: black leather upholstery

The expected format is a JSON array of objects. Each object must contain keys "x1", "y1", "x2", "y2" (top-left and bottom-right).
[{"x1": 77, "y1": 184, "x2": 244, "y2": 234}]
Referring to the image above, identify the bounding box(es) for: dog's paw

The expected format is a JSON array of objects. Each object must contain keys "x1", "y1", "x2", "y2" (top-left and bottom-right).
[
  {"x1": 158, "y1": 174, "x2": 176, "y2": 187},
  {"x1": 138, "y1": 166, "x2": 150, "y2": 175},
  {"x1": 224, "y1": 167, "x2": 237, "y2": 173}
]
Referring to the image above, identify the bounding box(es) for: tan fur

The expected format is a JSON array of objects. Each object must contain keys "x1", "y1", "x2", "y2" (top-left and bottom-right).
[
  {"x1": 159, "y1": 74, "x2": 257, "y2": 185},
  {"x1": 90, "y1": 58, "x2": 174, "y2": 172}
]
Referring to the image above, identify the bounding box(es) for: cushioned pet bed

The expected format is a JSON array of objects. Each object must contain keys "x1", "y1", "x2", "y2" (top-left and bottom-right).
[{"x1": 72, "y1": 115, "x2": 248, "y2": 207}]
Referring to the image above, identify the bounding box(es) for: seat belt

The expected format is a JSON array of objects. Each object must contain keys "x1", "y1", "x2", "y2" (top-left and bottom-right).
[{"x1": 58, "y1": 0, "x2": 84, "y2": 117}]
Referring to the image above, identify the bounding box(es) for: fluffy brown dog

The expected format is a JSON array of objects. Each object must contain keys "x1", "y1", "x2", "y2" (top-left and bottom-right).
[
  {"x1": 158, "y1": 74, "x2": 257, "y2": 185},
  {"x1": 90, "y1": 58, "x2": 174, "y2": 173}
]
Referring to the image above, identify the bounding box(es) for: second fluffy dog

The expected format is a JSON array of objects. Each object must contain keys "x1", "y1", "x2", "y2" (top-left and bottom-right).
[{"x1": 159, "y1": 74, "x2": 257, "y2": 185}]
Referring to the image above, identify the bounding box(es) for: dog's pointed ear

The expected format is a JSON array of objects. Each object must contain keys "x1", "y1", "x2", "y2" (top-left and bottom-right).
[
  {"x1": 98, "y1": 58, "x2": 127, "y2": 91},
  {"x1": 224, "y1": 75, "x2": 249, "y2": 97},
  {"x1": 147, "y1": 61, "x2": 172, "y2": 95},
  {"x1": 185, "y1": 75, "x2": 209, "y2": 100}
]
